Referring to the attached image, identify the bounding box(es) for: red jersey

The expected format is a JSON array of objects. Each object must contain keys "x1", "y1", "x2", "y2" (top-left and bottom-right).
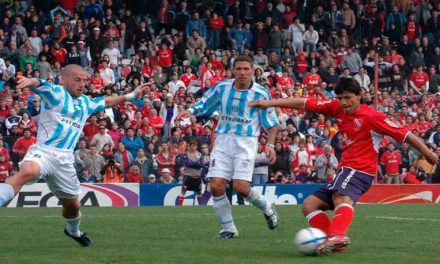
[
  {"x1": 417, "y1": 121, "x2": 432, "y2": 136},
  {"x1": 149, "y1": 115, "x2": 164, "y2": 135},
  {"x1": 296, "y1": 60, "x2": 308, "y2": 74},
  {"x1": 89, "y1": 76, "x2": 105, "y2": 92},
  {"x1": 83, "y1": 123, "x2": 99, "y2": 144},
  {"x1": 51, "y1": 48, "x2": 68, "y2": 65},
  {"x1": 180, "y1": 73, "x2": 197, "y2": 87},
  {"x1": 380, "y1": 150, "x2": 402, "y2": 175},
  {"x1": 410, "y1": 71, "x2": 429, "y2": 88},
  {"x1": 209, "y1": 17, "x2": 224, "y2": 30},
  {"x1": 303, "y1": 73, "x2": 322, "y2": 89},
  {"x1": 157, "y1": 47, "x2": 173, "y2": 68},
  {"x1": 0, "y1": 160, "x2": 12, "y2": 180},
  {"x1": 12, "y1": 136, "x2": 37, "y2": 156},
  {"x1": 125, "y1": 172, "x2": 144, "y2": 183},
  {"x1": 0, "y1": 147, "x2": 10, "y2": 161},
  {"x1": 210, "y1": 75, "x2": 224, "y2": 85},
  {"x1": 276, "y1": 76, "x2": 293, "y2": 88},
  {"x1": 305, "y1": 99, "x2": 409, "y2": 175},
  {"x1": 0, "y1": 107, "x2": 10, "y2": 119}
]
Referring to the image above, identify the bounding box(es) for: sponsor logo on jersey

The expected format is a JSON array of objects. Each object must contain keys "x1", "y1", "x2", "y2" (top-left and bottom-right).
[
  {"x1": 317, "y1": 100, "x2": 332, "y2": 106},
  {"x1": 221, "y1": 116, "x2": 252, "y2": 124},
  {"x1": 384, "y1": 118, "x2": 400, "y2": 128},
  {"x1": 61, "y1": 118, "x2": 81, "y2": 129}
]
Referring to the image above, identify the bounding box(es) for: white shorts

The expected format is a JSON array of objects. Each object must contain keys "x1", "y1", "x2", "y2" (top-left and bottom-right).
[
  {"x1": 20, "y1": 144, "x2": 80, "y2": 199},
  {"x1": 207, "y1": 134, "x2": 258, "y2": 182}
]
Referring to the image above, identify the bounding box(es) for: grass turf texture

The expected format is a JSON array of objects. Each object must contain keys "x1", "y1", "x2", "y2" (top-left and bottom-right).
[{"x1": 1, "y1": 204, "x2": 439, "y2": 264}]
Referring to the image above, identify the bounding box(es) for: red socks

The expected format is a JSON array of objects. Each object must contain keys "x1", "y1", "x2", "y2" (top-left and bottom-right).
[
  {"x1": 306, "y1": 210, "x2": 331, "y2": 234},
  {"x1": 328, "y1": 203, "x2": 354, "y2": 236},
  {"x1": 178, "y1": 195, "x2": 184, "y2": 206}
]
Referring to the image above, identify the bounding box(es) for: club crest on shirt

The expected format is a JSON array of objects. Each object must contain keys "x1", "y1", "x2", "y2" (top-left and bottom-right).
[
  {"x1": 242, "y1": 160, "x2": 250, "y2": 169},
  {"x1": 354, "y1": 118, "x2": 363, "y2": 130}
]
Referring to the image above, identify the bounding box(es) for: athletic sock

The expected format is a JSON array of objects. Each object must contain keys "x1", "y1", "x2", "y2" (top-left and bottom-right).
[
  {"x1": 65, "y1": 213, "x2": 81, "y2": 237},
  {"x1": 328, "y1": 203, "x2": 354, "y2": 236},
  {"x1": 0, "y1": 184, "x2": 14, "y2": 207},
  {"x1": 245, "y1": 188, "x2": 271, "y2": 215},
  {"x1": 178, "y1": 195, "x2": 185, "y2": 206},
  {"x1": 305, "y1": 210, "x2": 331, "y2": 234},
  {"x1": 212, "y1": 194, "x2": 236, "y2": 232}
]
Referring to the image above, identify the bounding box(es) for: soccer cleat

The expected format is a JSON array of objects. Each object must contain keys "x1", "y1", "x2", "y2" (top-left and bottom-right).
[
  {"x1": 317, "y1": 235, "x2": 351, "y2": 255},
  {"x1": 216, "y1": 230, "x2": 239, "y2": 239},
  {"x1": 64, "y1": 228, "x2": 93, "y2": 247},
  {"x1": 264, "y1": 204, "x2": 279, "y2": 230}
]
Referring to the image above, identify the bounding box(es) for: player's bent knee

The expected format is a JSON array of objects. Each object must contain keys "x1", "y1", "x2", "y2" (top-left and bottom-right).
[
  {"x1": 232, "y1": 181, "x2": 251, "y2": 197},
  {"x1": 302, "y1": 195, "x2": 329, "y2": 215},
  {"x1": 209, "y1": 178, "x2": 227, "y2": 196},
  {"x1": 60, "y1": 198, "x2": 81, "y2": 212}
]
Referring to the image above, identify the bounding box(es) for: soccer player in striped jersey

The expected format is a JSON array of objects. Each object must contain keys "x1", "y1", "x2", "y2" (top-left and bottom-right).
[
  {"x1": 249, "y1": 77, "x2": 438, "y2": 254},
  {"x1": 0, "y1": 64, "x2": 148, "y2": 247},
  {"x1": 177, "y1": 56, "x2": 280, "y2": 239}
]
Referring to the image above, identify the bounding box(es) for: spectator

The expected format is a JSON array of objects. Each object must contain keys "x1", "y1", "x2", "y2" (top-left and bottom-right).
[
  {"x1": 120, "y1": 127, "x2": 144, "y2": 161},
  {"x1": 125, "y1": 164, "x2": 144, "y2": 183},
  {"x1": 84, "y1": 145, "x2": 105, "y2": 182},
  {"x1": 78, "y1": 168, "x2": 97, "y2": 183},
  {"x1": 314, "y1": 145, "x2": 338, "y2": 183},
  {"x1": 90, "y1": 124, "x2": 113, "y2": 152},
  {"x1": 380, "y1": 142, "x2": 403, "y2": 184},
  {"x1": 156, "y1": 142, "x2": 175, "y2": 178},
  {"x1": 147, "y1": 174, "x2": 157, "y2": 184},
  {"x1": 132, "y1": 148, "x2": 153, "y2": 182},
  {"x1": 114, "y1": 142, "x2": 133, "y2": 173},
  {"x1": 158, "y1": 167, "x2": 176, "y2": 184},
  {"x1": 0, "y1": 153, "x2": 12, "y2": 183},
  {"x1": 252, "y1": 143, "x2": 270, "y2": 184}
]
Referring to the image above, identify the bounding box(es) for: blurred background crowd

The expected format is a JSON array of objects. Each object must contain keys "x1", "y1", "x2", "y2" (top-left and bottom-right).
[{"x1": 0, "y1": 0, "x2": 439, "y2": 186}]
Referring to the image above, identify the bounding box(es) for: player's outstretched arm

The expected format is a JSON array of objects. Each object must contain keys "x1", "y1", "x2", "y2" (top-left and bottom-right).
[
  {"x1": 405, "y1": 132, "x2": 439, "y2": 164},
  {"x1": 105, "y1": 83, "x2": 150, "y2": 108},
  {"x1": 248, "y1": 97, "x2": 306, "y2": 109},
  {"x1": 16, "y1": 77, "x2": 42, "y2": 90}
]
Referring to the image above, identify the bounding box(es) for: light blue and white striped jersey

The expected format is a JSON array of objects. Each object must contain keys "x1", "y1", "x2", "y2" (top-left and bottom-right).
[
  {"x1": 34, "y1": 79, "x2": 105, "y2": 150},
  {"x1": 189, "y1": 79, "x2": 279, "y2": 137}
]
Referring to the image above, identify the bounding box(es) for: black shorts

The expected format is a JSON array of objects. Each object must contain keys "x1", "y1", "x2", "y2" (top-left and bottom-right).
[
  {"x1": 182, "y1": 176, "x2": 202, "y2": 193},
  {"x1": 313, "y1": 167, "x2": 374, "y2": 209}
]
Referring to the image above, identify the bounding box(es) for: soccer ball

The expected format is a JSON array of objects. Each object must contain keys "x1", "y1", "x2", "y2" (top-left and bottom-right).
[{"x1": 293, "y1": 228, "x2": 327, "y2": 256}]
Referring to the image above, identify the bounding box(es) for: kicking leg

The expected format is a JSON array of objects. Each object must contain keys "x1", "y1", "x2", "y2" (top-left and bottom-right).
[
  {"x1": 1, "y1": 161, "x2": 40, "y2": 206},
  {"x1": 317, "y1": 193, "x2": 353, "y2": 255},
  {"x1": 302, "y1": 195, "x2": 332, "y2": 234},
  {"x1": 234, "y1": 179, "x2": 279, "y2": 230}
]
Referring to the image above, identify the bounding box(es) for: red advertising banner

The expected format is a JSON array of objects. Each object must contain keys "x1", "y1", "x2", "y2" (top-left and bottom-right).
[{"x1": 360, "y1": 184, "x2": 440, "y2": 204}]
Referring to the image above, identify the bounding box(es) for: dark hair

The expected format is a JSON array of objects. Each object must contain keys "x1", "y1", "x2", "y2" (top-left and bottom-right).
[
  {"x1": 233, "y1": 55, "x2": 254, "y2": 68},
  {"x1": 334, "y1": 77, "x2": 362, "y2": 95}
]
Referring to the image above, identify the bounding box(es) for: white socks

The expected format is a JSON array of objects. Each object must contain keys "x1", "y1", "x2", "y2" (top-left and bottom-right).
[
  {"x1": 212, "y1": 194, "x2": 236, "y2": 232},
  {"x1": 65, "y1": 213, "x2": 81, "y2": 237},
  {"x1": 245, "y1": 188, "x2": 272, "y2": 215},
  {"x1": 0, "y1": 184, "x2": 14, "y2": 207}
]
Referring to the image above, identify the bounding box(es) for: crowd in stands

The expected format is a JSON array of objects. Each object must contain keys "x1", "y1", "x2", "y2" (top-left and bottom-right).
[{"x1": 0, "y1": 0, "x2": 440, "y2": 186}]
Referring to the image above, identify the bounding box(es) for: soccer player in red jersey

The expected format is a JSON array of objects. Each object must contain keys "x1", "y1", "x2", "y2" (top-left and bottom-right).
[{"x1": 249, "y1": 77, "x2": 438, "y2": 254}]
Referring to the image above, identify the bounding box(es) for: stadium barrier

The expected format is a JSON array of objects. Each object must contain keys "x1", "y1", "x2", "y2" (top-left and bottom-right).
[
  {"x1": 5, "y1": 183, "x2": 139, "y2": 208},
  {"x1": 5, "y1": 184, "x2": 440, "y2": 207}
]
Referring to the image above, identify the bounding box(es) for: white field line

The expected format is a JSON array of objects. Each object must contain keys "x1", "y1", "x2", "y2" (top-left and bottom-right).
[{"x1": 371, "y1": 216, "x2": 440, "y2": 222}]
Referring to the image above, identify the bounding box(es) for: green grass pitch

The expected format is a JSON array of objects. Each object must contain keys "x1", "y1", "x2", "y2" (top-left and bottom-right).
[{"x1": 1, "y1": 204, "x2": 439, "y2": 264}]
